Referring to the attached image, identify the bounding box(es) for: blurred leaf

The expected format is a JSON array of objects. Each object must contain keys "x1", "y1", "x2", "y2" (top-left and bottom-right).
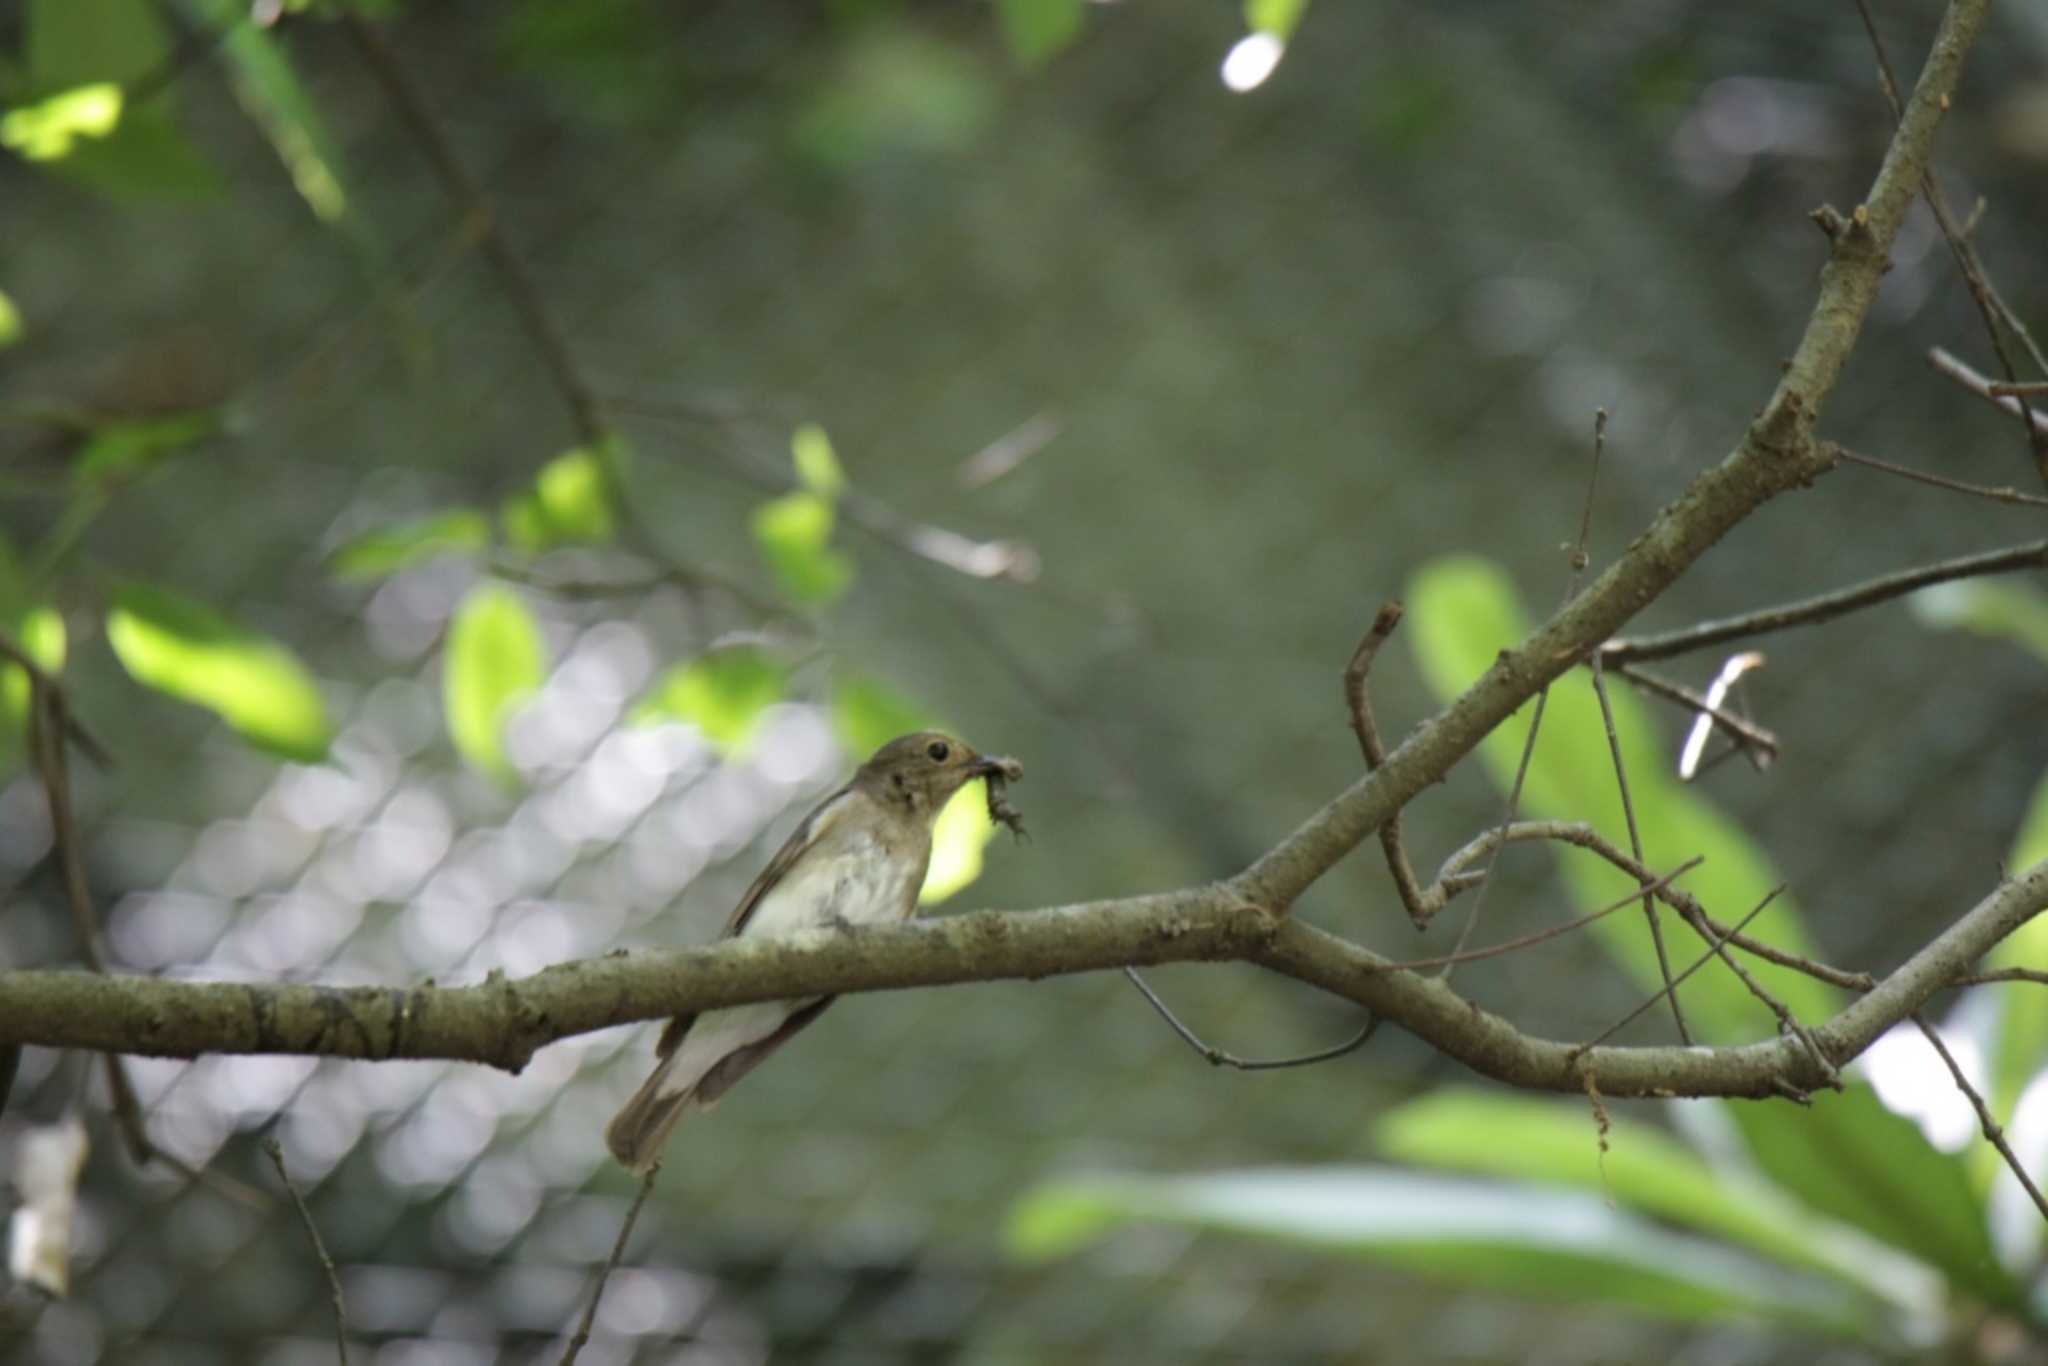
[
  {"x1": 503, "y1": 445, "x2": 617, "y2": 551},
  {"x1": 1, "y1": 83, "x2": 123, "y2": 160},
  {"x1": 792, "y1": 423, "x2": 847, "y2": 499},
  {"x1": 0, "y1": 606, "x2": 68, "y2": 767},
  {"x1": 631, "y1": 647, "x2": 786, "y2": 752},
  {"x1": 73, "y1": 407, "x2": 222, "y2": 485},
  {"x1": 495, "y1": 0, "x2": 682, "y2": 127},
  {"x1": 328, "y1": 509, "x2": 492, "y2": 582},
  {"x1": 831, "y1": 673, "x2": 932, "y2": 756},
  {"x1": 752, "y1": 491, "x2": 852, "y2": 605},
  {"x1": 1405, "y1": 555, "x2": 1835, "y2": 1041},
  {"x1": 1723, "y1": 1080, "x2": 2017, "y2": 1308},
  {"x1": 1911, "y1": 580, "x2": 2048, "y2": 665},
  {"x1": 793, "y1": 28, "x2": 995, "y2": 172},
  {"x1": 106, "y1": 584, "x2": 331, "y2": 762},
  {"x1": 443, "y1": 583, "x2": 545, "y2": 787},
  {"x1": 0, "y1": 289, "x2": 20, "y2": 347},
  {"x1": 46, "y1": 103, "x2": 222, "y2": 198},
  {"x1": 187, "y1": 0, "x2": 351, "y2": 220},
  {"x1": 1007, "y1": 1168, "x2": 1878, "y2": 1339},
  {"x1": 27, "y1": 0, "x2": 167, "y2": 87},
  {"x1": 1244, "y1": 0, "x2": 1309, "y2": 40},
  {"x1": 996, "y1": 0, "x2": 1083, "y2": 68},
  {"x1": 1377, "y1": 1090, "x2": 1906, "y2": 1302},
  {"x1": 922, "y1": 779, "x2": 1001, "y2": 904}
]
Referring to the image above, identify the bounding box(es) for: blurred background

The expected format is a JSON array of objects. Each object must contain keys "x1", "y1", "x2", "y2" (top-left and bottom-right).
[{"x1": 2, "y1": 0, "x2": 2047, "y2": 1361}]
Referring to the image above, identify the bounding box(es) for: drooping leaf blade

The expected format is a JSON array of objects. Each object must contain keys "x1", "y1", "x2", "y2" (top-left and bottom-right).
[
  {"x1": 1007, "y1": 1168, "x2": 1881, "y2": 1340},
  {"x1": 443, "y1": 582, "x2": 546, "y2": 786},
  {"x1": 752, "y1": 491, "x2": 852, "y2": 605},
  {"x1": 328, "y1": 509, "x2": 491, "y2": 582},
  {"x1": 106, "y1": 584, "x2": 331, "y2": 762}
]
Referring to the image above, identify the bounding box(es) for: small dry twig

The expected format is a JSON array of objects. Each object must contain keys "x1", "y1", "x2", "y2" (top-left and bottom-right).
[
  {"x1": 1575, "y1": 886, "x2": 1787, "y2": 1055},
  {"x1": 1123, "y1": 967, "x2": 1381, "y2": 1071},
  {"x1": 1912, "y1": 1013, "x2": 2048, "y2": 1225},
  {"x1": 1832, "y1": 444, "x2": 2048, "y2": 510},
  {"x1": 1609, "y1": 662, "x2": 1779, "y2": 769},
  {"x1": 1343, "y1": 602, "x2": 1430, "y2": 926},
  {"x1": 560, "y1": 1167, "x2": 660, "y2": 1366},
  {"x1": 263, "y1": 1138, "x2": 350, "y2": 1366}
]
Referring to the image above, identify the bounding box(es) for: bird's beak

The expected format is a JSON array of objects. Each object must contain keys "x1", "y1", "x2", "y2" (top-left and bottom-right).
[{"x1": 970, "y1": 754, "x2": 1024, "y2": 782}]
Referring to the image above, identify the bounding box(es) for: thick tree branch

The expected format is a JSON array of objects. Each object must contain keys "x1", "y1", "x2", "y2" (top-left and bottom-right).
[{"x1": 2, "y1": 859, "x2": 2042, "y2": 1104}]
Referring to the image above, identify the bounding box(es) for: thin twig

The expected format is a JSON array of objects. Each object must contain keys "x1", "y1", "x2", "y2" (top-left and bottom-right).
[
  {"x1": 1952, "y1": 967, "x2": 2048, "y2": 988},
  {"x1": 1343, "y1": 602, "x2": 1430, "y2": 926},
  {"x1": 1589, "y1": 651, "x2": 1690, "y2": 1043},
  {"x1": 1850, "y1": 0, "x2": 2047, "y2": 478},
  {"x1": 1832, "y1": 444, "x2": 2048, "y2": 509},
  {"x1": 0, "y1": 631, "x2": 111, "y2": 769},
  {"x1": 560, "y1": 1167, "x2": 659, "y2": 1366},
  {"x1": 1123, "y1": 968, "x2": 1381, "y2": 1071},
  {"x1": 1990, "y1": 382, "x2": 2048, "y2": 398},
  {"x1": 1574, "y1": 887, "x2": 1786, "y2": 1055},
  {"x1": 263, "y1": 1138, "x2": 350, "y2": 1366},
  {"x1": 1912, "y1": 1012, "x2": 2048, "y2": 1224},
  {"x1": 1929, "y1": 348, "x2": 2048, "y2": 440},
  {"x1": 1601, "y1": 540, "x2": 2048, "y2": 665},
  {"x1": 1671, "y1": 895, "x2": 1836, "y2": 1084},
  {"x1": 1384, "y1": 858, "x2": 1703, "y2": 973},
  {"x1": 1609, "y1": 662, "x2": 1780, "y2": 767}
]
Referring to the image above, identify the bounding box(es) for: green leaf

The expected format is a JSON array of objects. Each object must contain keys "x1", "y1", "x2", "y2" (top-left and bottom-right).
[
  {"x1": 1723, "y1": 1081, "x2": 2017, "y2": 1308},
  {"x1": 28, "y1": 0, "x2": 168, "y2": 88},
  {"x1": 1, "y1": 83, "x2": 123, "y2": 160},
  {"x1": 752, "y1": 491, "x2": 852, "y2": 605},
  {"x1": 443, "y1": 583, "x2": 546, "y2": 787},
  {"x1": 830, "y1": 673, "x2": 933, "y2": 756},
  {"x1": 50, "y1": 104, "x2": 222, "y2": 199},
  {"x1": 1244, "y1": 0, "x2": 1309, "y2": 40},
  {"x1": 0, "y1": 288, "x2": 20, "y2": 348},
  {"x1": 920, "y1": 779, "x2": 1002, "y2": 905},
  {"x1": 73, "y1": 408, "x2": 223, "y2": 485},
  {"x1": 630, "y1": 647, "x2": 786, "y2": 752},
  {"x1": 1007, "y1": 1168, "x2": 1879, "y2": 1339},
  {"x1": 1376, "y1": 1090, "x2": 1911, "y2": 1304},
  {"x1": 184, "y1": 0, "x2": 351, "y2": 220},
  {"x1": 792, "y1": 28, "x2": 996, "y2": 173},
  {"x1": 791, "y1": 423, "x2": 846, "y2": 499},
  {"x1": 328, "y1": 509, "x2": 491, "y2": 582},
  {"x1": 1405, "y1": 555, "x2": 1835, "y2": 1041},
  {"x1": 1911, "y1": 580, "x2": 2048, "y2": 666},
  {"x1": 105, "y1": 584, "x2": 331, "y2": 762},
  {"x1": 0, "y1": 606, "x2": 68, "y2": 767},
  {"x1": 502, "y1": 445, "x2": 617, "y2": 551},
  {"x1": 996, "y1": 0, "x2": 1083, "y2": 68}
]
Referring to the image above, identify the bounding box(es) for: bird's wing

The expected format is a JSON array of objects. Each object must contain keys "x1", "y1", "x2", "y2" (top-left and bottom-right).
[{"x1": 720, "y1": 782, "x2": 857, "y2": 939}]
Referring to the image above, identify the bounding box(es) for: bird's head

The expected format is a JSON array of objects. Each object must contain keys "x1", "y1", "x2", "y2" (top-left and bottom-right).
[{"x1": 856, "y1": 731, "x2": 1023, "y2": 817}]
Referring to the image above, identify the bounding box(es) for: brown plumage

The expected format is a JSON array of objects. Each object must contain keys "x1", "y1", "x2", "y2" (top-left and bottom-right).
[{"x1": 605, "y1": 731, "x2": 1022, "y2": 1174}]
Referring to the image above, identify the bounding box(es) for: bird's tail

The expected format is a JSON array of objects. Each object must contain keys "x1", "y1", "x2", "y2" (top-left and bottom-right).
[{"x1": 604, "y1": 1053, "x2": 697, "y2": 1176}]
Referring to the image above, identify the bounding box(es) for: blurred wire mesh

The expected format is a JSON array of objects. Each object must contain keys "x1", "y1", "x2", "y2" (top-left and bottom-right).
[{"x1": 2, "y1": 0, "x2": 2046, "y2": 1361}]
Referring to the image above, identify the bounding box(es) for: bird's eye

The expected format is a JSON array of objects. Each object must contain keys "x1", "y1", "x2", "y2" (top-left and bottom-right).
[{"x1": 926, "y1": 740, "x2": 950, "y2": 762}]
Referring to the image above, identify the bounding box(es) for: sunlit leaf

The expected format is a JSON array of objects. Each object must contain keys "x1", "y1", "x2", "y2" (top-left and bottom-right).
[
  {"x1": 752, "y1": 491, "x2": 852, "y2": 605},
  {"x1": 1911, "y1": 580, "x2": 2048, "y2": 665},
  {"x1": 0, "y1": 290, "x2": 20, "y2": 348},
  {"x1": 328, "y1": 509, "x2": 492, "y2": 582},
  {"x1": 830, "y1": 673, "x2": 933, "y2": 757},
  {"x1": 502, "y1": 445, "x2": 618, "y2": 551},
  {"x1": 443, "y1": 583, "x2": 546, "y2": 787},
  {"x1": 106, "y1": 584, "x2": 331, "y2": 762},
  {"x1": 1723, "y1": 1080, "x2": 2017, "y2": 1308},
  {"x1": 996, "y1": 0, "x2": 1083, "y2": 68},
  {"x1": 73, "y1": 408, "x2": 222, "y2": 485},
  {"x1": 1376, "y1": 1090, "x2": 1912, "y2": 1303},
  {"x1": 631, "y1": 647, "x2": 786, "y2": 753},
  {"x1": 922, "y1": 780, "x2": 1003, "y2": 905},
  {"x1": 185, "y1": 0, "x2": 353, "y2": 221},
  {"x1": 1405, "y1": 555, "x2": 1834, "y2": 1041},
  {"x1": 1, "y1": 84, "x2": 123, "y2": 161},
  {"x1": 1244, "y1": 0, "x2": 1309, "y2": 40},
  {"x1": 0, "y1": 607, "x2": 68, "y2": 766},
  {"x1": 791, "y1": 423, "x2": 846, "y2": 499},
  {"x1": 1007, "y1": 1168, "x2": 1878, "y2": 1339}
]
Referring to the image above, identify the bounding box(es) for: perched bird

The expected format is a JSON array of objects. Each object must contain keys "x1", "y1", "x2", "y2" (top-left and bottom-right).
[{"x1": 606, "y1": 731, "x2": 1023, "y2": 1174}]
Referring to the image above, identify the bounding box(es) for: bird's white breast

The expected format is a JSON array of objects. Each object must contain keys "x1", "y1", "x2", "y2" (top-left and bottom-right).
[{"x1": 740, "y1": 829, "x2": 919, "y2": 940}]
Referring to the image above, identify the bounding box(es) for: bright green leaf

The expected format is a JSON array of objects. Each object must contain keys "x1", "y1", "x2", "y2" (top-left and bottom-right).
[
  {"x1": 0, "y1": 606, "x2": 68, "y2": 766},
  {"x1": 1, "y1": 83, "x2": 123, "y2": 161},
  {"x1": 1911, "y1": 580, "x2": 2048, "y2": 665},
  {"x1": 1007, "y1": 1168, "x2": 1878, "y2": 1339},
  {"x1": 73, "y1": 408, "x2": 223, "y2": 485},
  {"x1": 752, "y1": 491, "x2": 852, "y2": 605},
  {"x1": 1244, "y1": 0, "x2": 1309, "y2": 40},
  {"x1": 0, "y1": 289, "x2": 20, "y2": 348},
  {"x1": 996, "y1": 0, "x2": 1083, "y2": 68},
  {"x1": 1406, "y1": 555, "x2": 1835, "y2": 1040},
  {"x1": 328, "y1": 509, "x2": 492, "y2": 582},
  {"x1": 50, "y1": 104, "x2": 222, "y2": 199},
  {"x1": 443, "y1": 582, "x2": 546, "y2": 787},
  {"x1": 1376, "y1": 1090, "x2": 1912, "y2": 1304},
  {"x1": 183, "y1": 0, "x2": 353, "y2": 221},
  {"x1": 791, "y1": 423, "x2": 846, "y2": 499},
  {"x1": 1723, "y1": 1081, "x2": 2017, "y2": 1308},
  {"x1": 830, "y1": 673, "x2": 933, "y2": 756},
  {"x1": 502, "y1": 446, "x2": 617, "y2": 551},
  {"x1": 631, "y1": 647, "x2": 786, "y2": 753},
  {"x1": 922, "y1": 779, "x2": 1001, "y2": 904},
  {"x1": 106, "y1": 584, "x2": 331, "y2": 762}
]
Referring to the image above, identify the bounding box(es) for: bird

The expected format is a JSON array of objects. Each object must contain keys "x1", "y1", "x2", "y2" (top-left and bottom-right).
[{"x1": 605, "y1": 730, "x2": 1023, "y2": 1175}]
